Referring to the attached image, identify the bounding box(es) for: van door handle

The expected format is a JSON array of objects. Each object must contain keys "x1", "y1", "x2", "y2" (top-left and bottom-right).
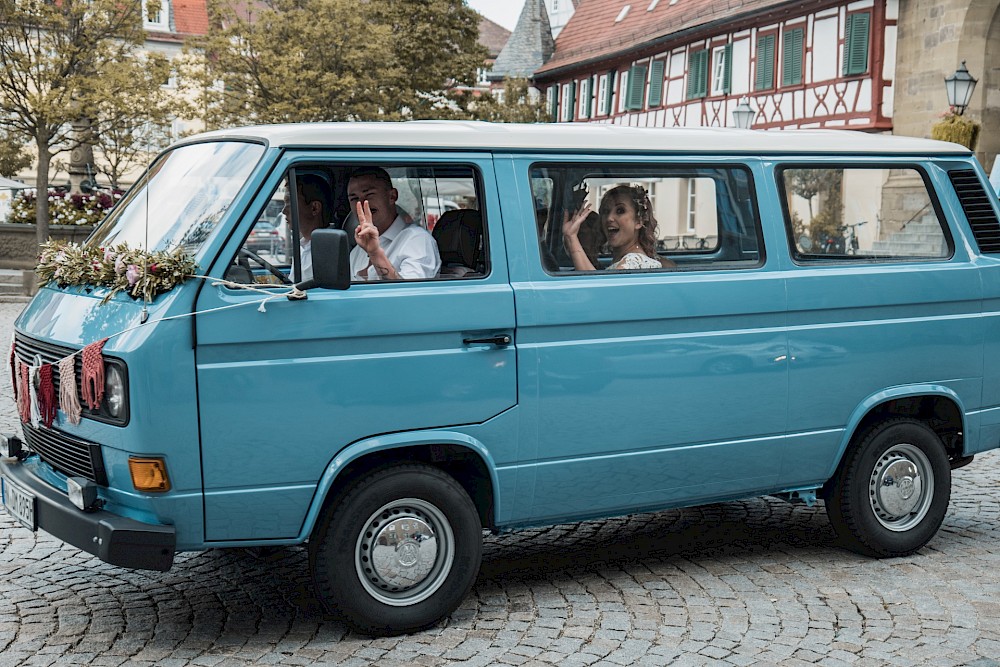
[{"x1": 462, "y1": 334, "x2": 512, "y2": 347}]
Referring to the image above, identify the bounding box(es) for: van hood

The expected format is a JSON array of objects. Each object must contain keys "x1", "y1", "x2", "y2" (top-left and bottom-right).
[{"x1": 14, "y1": 283, "x2": 186, "y2": 352}]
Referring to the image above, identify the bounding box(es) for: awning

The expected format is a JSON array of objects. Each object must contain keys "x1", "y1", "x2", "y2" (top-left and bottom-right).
[{"x1": 0, "y1": 176, "x2": 28, "y2": 190}]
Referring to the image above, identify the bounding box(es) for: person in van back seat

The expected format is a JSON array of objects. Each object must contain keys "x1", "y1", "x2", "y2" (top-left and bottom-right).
[
  {"x1": 348, "y1": 167, "x2": 441, "y2": 280},
  {"x1": 432, "y1": 209, "x2": 483, "y2": 277},
  {"x1": 563, "y1": 184, "x2": 675, "y2": 271}
]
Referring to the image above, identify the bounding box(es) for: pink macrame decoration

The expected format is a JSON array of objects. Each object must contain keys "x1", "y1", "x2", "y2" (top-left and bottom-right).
[
  {"x1": 38, "y1": 364, "x2": 57, "y2": 429},
  {"x1": 80, "y1": 338, "x2": 109, "y2": 411},
  {"x1": 58, "y1": 355, "x2": 82, "y2": 425},
  {"x1": 17, "y1": 361, "x2": 30, "y2": 423}
]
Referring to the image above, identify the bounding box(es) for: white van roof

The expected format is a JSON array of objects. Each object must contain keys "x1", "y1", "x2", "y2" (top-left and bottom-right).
[{"x1": 192, "y1": 121, "x2": 970, "y2": 156}]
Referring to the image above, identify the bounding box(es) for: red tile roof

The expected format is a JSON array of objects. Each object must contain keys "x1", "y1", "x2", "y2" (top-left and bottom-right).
[
  {"x1": 479, "y1": 15, "x2": 512, "y2": 58},
  {"x1": 536, "y1": 0, "x2": 797, "y2": 77},
  {"x1": 172, "y1": 0, "x2": 209, "y2": 36}
]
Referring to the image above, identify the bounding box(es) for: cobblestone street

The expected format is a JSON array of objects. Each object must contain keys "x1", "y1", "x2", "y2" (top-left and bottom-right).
[{"x1": 2, "y1": 301, "x2": 1000, "y2": 666}]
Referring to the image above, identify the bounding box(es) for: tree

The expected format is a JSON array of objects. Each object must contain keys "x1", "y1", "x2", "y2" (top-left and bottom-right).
[
  {"x1": 0, "y1": 0, "x2": 151, "y2": 242},
  {"x1": 91, "y1": 55, "x2": 174, "y2": 189},
  {"x1": 183, "y1": 0, "x2": 488, "y2": 127},
  {"x1": 468, "y1": 78, "x2": 549, "y2": 124},
  {"x1": 0, "y1": 126, "x2": 30, "y2": 178}
]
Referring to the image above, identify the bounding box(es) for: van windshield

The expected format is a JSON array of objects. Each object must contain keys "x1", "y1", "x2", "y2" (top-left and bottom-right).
[{"x1": 88, "y1": 141, "x2": 265, "y2": 255}]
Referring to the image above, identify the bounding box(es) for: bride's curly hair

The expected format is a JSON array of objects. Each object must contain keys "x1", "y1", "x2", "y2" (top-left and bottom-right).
[{"x1": 599, "y1": 184, "x2": 659, "y2": 259}]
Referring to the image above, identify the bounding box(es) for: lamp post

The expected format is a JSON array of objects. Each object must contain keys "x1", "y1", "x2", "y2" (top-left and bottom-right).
[
  {"x1": 732, "y1": 98, "x2": 756, "y2": 129},
  {"x1": 944, "y1": 61, "x2": 978, "y2": 116}
]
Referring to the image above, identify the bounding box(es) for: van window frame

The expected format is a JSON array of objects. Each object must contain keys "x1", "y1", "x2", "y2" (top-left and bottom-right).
[
  {"x1": 528, "y1": 160, "x2": 766, "y2": 277},
  {"x1": 775, "y1": 162, "x2": 956, "y2": 266}
]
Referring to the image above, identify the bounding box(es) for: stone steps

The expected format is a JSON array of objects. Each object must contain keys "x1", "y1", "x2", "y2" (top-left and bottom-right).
[{"x1": 0, "y1": 270, "x2": 33, "y2": 302}]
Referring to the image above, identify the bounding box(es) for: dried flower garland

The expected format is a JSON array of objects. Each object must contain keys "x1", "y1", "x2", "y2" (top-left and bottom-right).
[{"x1": 36, "y1": 240, "x2": 199, "y2": 303}]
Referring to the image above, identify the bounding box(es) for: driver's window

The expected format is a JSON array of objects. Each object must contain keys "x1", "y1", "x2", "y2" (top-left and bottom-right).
[{"x1": 229, "y1": 169, "x2": 334, "y2": 285}]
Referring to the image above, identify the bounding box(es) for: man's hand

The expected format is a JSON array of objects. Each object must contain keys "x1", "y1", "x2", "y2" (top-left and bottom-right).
[
  {"x1": 354, "y1": 200, "x2": 381, "y2": 255},
  {"x1": 353, "y1": 199, "x2": 401, "y2": 281}
]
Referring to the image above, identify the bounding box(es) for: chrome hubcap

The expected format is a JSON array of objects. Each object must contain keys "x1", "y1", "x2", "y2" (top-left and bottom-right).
[
  {"x1": 356, "y1": 498, "x2": 453, "y2": 606},
  {"x1": 869, "y1": 443, "x2": 933, "y2": 531}
]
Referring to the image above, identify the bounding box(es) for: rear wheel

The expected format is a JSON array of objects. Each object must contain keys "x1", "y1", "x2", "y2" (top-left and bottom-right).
[
  {"x1": 309, "y1": 464, "x2": 482, "y2": 635},
  {"x1": 825, "y1": 418, "x2": 950, "y2": 557}
]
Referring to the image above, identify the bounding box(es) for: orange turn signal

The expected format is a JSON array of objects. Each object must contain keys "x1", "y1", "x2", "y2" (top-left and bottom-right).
[{"x1": 128, "y1": 457, "x2": 171, "y2": 492}]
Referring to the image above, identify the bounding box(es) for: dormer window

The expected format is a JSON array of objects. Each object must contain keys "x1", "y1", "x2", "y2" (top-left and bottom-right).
[
  {"x1": 615, "y1": 5, "x2": 631, "y2": 23},
  {"x1": 143, "y1": 0, "x2": 170, "y2": 32}
]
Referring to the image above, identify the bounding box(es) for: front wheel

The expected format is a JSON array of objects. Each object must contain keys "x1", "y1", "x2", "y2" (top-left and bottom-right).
[
  {"x1": 825, "y1": 418, "x2": 951, "y2": 557},
  {"x1": 309, "y1": 464, "x2": 482, "y2": 635}
]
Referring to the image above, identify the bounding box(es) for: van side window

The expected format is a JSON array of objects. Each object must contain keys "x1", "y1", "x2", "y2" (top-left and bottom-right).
[
  {"x1": 780, "y1": 167, "x2": 951, "y2": 261},
  {"x1": 531, "y1": 164, "x2": 762, "y2": 273}
]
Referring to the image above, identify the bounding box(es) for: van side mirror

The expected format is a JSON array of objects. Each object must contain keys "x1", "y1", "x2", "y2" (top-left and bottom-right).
[{"x1": 295, "y1": 229, "x2": 351, "y2": 291}]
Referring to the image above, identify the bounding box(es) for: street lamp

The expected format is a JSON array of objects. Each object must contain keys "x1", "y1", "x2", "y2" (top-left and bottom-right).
[
  {"x1": 732, "y1": 98, "x2": 757, "y2": 129},
  {"x1": 944, "y1": 61, "x2": 978, "y2": 115}
]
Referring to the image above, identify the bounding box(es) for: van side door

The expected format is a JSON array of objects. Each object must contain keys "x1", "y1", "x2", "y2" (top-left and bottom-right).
[
  {"x1": 499, "y1": 156, "x2": 788, "y2": 524},
  {"x1": 192, "y1": 152, "x2": 516, "y2": 542}
]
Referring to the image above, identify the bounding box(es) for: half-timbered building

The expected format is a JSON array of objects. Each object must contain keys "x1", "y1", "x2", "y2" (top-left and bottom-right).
[{"x1": 533, "y1": 0, "x2": 896, "y2": 131}]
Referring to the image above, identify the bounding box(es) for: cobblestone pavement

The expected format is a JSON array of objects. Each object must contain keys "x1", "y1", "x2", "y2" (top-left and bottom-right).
[{"x1": 2, "y1": 301, "x2": 1000, "y2": 667}]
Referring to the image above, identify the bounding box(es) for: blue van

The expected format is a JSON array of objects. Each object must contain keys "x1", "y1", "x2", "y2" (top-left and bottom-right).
[{"x1": 3, "y1": 122, "x2": 1000, "y2": 635}]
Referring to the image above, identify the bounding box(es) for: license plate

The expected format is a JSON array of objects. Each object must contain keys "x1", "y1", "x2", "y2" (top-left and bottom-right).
[{"x1": 1, "y1": 476, "x2": 36, "y2": 531}]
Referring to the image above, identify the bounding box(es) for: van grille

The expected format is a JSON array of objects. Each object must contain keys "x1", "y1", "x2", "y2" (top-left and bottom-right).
[
  {"x1": 20, "y1": 422, "x2": 108, "y2": 485},
  {"x1": 12, "y1": 333, "x2": 108, "y2": 485},
  {"x1": 948, "y1": 169, "x2": 1000, "y2": 253}
]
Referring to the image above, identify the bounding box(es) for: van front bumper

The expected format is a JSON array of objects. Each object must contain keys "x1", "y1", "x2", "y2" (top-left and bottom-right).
[{"x1": 0, "y1": 456, "x2": 175, "y2": 571}]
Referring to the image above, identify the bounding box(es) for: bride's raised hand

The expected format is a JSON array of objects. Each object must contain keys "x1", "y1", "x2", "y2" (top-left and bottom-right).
[{"x1": 562, "y1": 200, "x2": 592, "y2": 239}]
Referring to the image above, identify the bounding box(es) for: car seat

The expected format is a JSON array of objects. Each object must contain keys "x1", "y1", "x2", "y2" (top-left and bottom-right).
[{"x1": 432, "y1": 209, "x2": 484, "y2": 277}]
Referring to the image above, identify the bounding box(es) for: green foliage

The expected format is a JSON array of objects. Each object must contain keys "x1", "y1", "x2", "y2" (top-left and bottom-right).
[
  {"x1": 183, "y1": 0, "x2": 488, "y2": 126},
  {"x1": 0, "y1": 0, "x2": 170, "y2": 236},
  {"x1": 0, "y1": 128, "x2": 30, "y2": 178},
  {"x1": 468, "y1": 79, "x2": 549, "y2": 124},
  {"x1": 931, "y1": 111, "x2": 980, "y2": 151}
]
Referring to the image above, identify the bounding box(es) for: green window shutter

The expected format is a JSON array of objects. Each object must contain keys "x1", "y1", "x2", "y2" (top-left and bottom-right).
[
  {"x1": 567, "y1": 81, "x2": 577, "y2": 120},
  {"x1": 723, "y1": 43, "x2": 733, "y2": 94},
  {"x1": 755, "y1": 34, "x2": 775, "y2": 90},
  {"x1": 583, "y1": 76, "x2": 594, "y2": 118},
  {"x1": 626, "y1": 65, "x2": 647, "y2": 110},
  {"x1": 782, "y1": 28, "x2": 803, "y2": 86},
  {"x1": 686, "y1": 49, "x2": 708, "y2": 99},
  {"x1": 647, "y1": 60, "x2": 665, "y2": 107},
  {"x1": 843, "y1": 12, "x2": 870, "y2": 76},
  {"x1": 548, "y1": 85, "x2": 558, "y2": 121},
  {"x1": 605, "y1": 69, "x2": 616, "y2": 114}
]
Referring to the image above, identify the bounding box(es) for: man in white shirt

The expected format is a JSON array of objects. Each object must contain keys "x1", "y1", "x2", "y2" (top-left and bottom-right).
[
  {"x1": 347, "y1": 167, "x2": 440, "y2": 281},
  {"x1": 283, "y1": 173, "x2": 332, "y2": 282}
]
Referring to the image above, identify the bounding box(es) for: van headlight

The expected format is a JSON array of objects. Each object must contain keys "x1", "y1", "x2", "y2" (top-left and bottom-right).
[
  {"x1": 87, "y1": 358, "x2": 129, "y2": 425},
  {"x1": 105, "y1": 364, "x2": 126, "y2": 419}
]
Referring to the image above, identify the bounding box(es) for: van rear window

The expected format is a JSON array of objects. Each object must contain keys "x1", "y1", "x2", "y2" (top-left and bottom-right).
[
  {"x1": 779, "y1": 166, "x2": 951, "y2": 261},
  {"x1": 530, "y1": 163, "x2": 762, "y2": 273}
]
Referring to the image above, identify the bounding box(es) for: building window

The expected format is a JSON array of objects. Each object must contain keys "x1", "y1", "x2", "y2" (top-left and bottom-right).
[
  {"x1": 710, "y1": 44, "x2": 732, "y2": 96},
  {"x1": 561, "y1": 82, "x2": 576, "y2": 122},
  {"x1": 755, "y1": 33, "x2": 776, "y2": 91},
  {"x1": 578, "y1": 78, "x2": 592, "y2": 118},
  {"x1": 597, "y1": 74, "x2": 610, "y2": 115},
  {"x1": 548, "y1": 85, "x2": 559, "y2": 121},
  {"x1": 843, "y1": 12, "x2": 871, "y2": 76},
  {"x1": 782, "y1": 28, "x2": 804, "y2": 86},
  {"x1": 143, "y1": 0, "x2": 170, "y2": 31},
  {"x1": 686, "y1": 49, "x2": 708, "y2": 99},
  {"x1": 618, "y1": 71, "x2": 629, "y2": 112}
]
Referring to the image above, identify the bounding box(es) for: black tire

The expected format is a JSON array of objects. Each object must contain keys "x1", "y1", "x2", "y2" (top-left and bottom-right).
[
  {"x1": 308, "y1": 464, "x2": 482, "y2": 635},
  {"x1": 825, "y1": 418, "x2": 950, "y2": 557}
]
